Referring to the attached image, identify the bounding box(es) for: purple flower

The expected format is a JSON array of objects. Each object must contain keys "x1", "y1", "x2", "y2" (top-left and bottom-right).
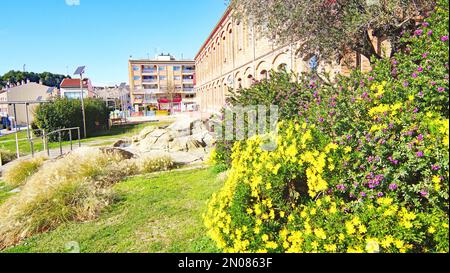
[
  {"x1": 412, "y1": 73, "x2": 418, "y2": 78},
  {"x1": 438, "y1": 87, "x2": 445, "y2": 92},
  {"x1": 420, "y1": 190, "x2": 428, "y2": 197},
  {"x1": 414, "y1": 29, "x2": 423, "y2": 36},
  {"x1": 417, "y1": 67, "x2": 424, "y2": 72},
  {"x1": 427, "y1": 30, "x2": 433, "y2": 36},
  {"x1": 416, "y1": 151, "x2": 424, "y2": 158},
  {"x1": 431, "y1": 81, "x2": 437, "y2": 86},
  {"x1": 318, "y1": 117, "x2": 324, "y2": 123},
  {"x1": 377, "y1": 192, "x2": 384, "y2": 198},
  {"x1": 403, "y1": 81, "x2": 409, "y2": 87},
  {"x1": 432, "y1": 165, "x2": 440, "y2": 171},
  {"x1": 417, "y1": 134, "x2": 424, "y2": 141},
  {"x1": 441, "y1": 36, "x2": 449, "y2": 42},
  {"x1": 360, "y1": 192, "x2": 367, "y2": 197},
  {"x1": 368, "y1": 76, "x2": 374, "y2": 81},
  {"x1": 389, "y1": 184, "x2": 398, "y2": 191},
  {"x1": 422, "y1": 53, "x2": 428, "y2": 58},
  {"x1": 422, "y1": 22, "x2": 429, "y2": 27},
  {"x1": 336, "y1": 184, "x2": 346, "y2": 191}
]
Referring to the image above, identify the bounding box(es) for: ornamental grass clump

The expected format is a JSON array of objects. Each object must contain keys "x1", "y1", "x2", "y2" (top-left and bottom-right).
[
  {"x1": 3, "y1": 157, "x2": 46, "y2": 188},
  {"x1": 0, "y1": 148, "x2": 137, "y2": 249},
  {"x1": 139, "y1": 156, "x2": 174, "y2": 174}
]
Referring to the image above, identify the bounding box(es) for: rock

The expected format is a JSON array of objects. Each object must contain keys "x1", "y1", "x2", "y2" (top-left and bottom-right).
[
  {"x1": 169, "y1": 136, "x2": 189, "y2": 152},
  {"x1": 138, "y1": 126, "x2": 156, "y2": 140},
  {"x1": 113, "y1": 139, "x2": 129, "y2": 148},
  {"x1": 152, "y1": 133, "x2": 172, "y2": 151},
  {"x1": 192, "y1": 120, "x2": 206, "y2": 134},
  {"x1": 191, "y1": 133, "x2": 207, "y2": 145},
  {"x1": 186, "y1": 137, "x2": 206, "y2": 151},
  {"x1": 202, "y1": 132, "x2": 216, "y2": 147},
  {"x1": 149, "y1": 129, "x2": 168, "y2": 138},
  {"x1": 99, "y1": 147, "x2": 135, "y2": 159}
]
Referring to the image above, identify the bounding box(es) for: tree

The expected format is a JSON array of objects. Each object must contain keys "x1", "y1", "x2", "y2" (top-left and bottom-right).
[
  {"x1": 0, "y1": 70, "x2": 69, "y2": 88},
  {"x1": 165, "y1": 82, "x2": 178, "y2": 115},
  {"x1": 229, "y1": 0, "x2": 435, "y2": 63}
]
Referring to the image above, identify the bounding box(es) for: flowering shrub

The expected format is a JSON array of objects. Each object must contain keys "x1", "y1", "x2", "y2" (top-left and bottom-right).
[{"x1": 205, "y1": 0, "x2": 449, "y2": 253}]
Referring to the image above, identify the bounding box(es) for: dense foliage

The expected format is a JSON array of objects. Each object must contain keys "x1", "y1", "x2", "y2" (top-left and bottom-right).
[
  {"x1": 206, "y1": 0, "x2": 449, "y2": 253},
  {"x1": 230, "y1": 0, "x2": 435, "y2": 61},
  {"x1": 33, "y1": 98, "x2": 110, "y2": 140},
  {"x1": 0, "y1": 70, "x2": 69, "y2": 88}
]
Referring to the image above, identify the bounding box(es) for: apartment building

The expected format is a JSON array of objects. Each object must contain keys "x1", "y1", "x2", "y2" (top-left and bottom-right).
[
  {"x1": 128, "y1": 54, "x2": 197, "y2": 113},
  {"x1": 194, "y1": 7, "x2": 390, "y2": 114}
]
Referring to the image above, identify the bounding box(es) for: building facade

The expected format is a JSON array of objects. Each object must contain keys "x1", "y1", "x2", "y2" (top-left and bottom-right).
[
  {"x1": 128, "y1": 54, "x2": 197, "y2": 113},
  {"x1": 0, "y1": 81, "x2": 54, "y2": 125},
  {"x1": 60, "y1": 78, "x2": 95, "y2": 99},
  {"x1": 194, "y1": 8, "x2": 390, "y2": 115}
]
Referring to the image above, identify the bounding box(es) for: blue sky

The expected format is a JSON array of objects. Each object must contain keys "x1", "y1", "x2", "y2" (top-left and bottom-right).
[{"x1": 0, "y1": 0, "x2": 227, "y2": 85}]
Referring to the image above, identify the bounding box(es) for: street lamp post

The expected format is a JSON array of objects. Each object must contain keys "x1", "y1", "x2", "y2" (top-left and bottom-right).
[{"x1": 74, "y1": 66, "x2": 87, "y2": 138}]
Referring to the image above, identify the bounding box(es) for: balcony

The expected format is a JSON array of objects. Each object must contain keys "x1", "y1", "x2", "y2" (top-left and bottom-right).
[
  {"x1": 183, "y1": 88, "x2": 194, "y2": 92},
  {"x1": 144, "y1": 88, "x2": 159, "y2": 94},
  {"x1": 182, "y1": 69, "x2": 195, "y2": 74},
  {"x1": 142, "y1": 79, "x2": 158, "y2": 83}
]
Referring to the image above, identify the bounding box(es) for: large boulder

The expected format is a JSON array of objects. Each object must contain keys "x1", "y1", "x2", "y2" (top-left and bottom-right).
[
  {"x1": 99, "y1": 147, "x2": 135, "y2": 159},
  {"x1": 138, "y1": 126, "x2": 156, "y2": 140}
]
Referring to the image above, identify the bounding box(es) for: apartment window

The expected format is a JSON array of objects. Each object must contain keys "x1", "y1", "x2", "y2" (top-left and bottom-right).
[
  {"x1": 159, "y1": 66, "x2": 166, "y2": 71},
  {"x1": 173, "y1": 66, "x2": 181, "y2": 71},
  {"x1": 133, "y1": 76, "x2": 141, "y2": 81},
  {"x1": 132, "y1": 65, "x2": 140, "y2": 71},
  {"x1": 160, "y1": 76, "x2": 167, "y2": 81},
  {"x1": 174, "y1": 75, "x2": 181, "y2": 81}
]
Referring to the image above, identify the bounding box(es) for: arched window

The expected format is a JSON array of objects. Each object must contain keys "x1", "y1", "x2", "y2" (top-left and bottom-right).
[
  {"x1": 278, "y1": 63, "x2": 287, "y2": 71},
  {"x1": 260, "y1": 70, "x2": 268, "y2": 80}
]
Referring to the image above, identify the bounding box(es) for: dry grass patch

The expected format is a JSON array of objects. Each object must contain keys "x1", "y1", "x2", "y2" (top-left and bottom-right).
[
  {"x1": 3, "y1": 157, "x2": 46, "y2": 188},
  {"x1": 0, "y1": 148, "x2": 137, "y2": 249}
]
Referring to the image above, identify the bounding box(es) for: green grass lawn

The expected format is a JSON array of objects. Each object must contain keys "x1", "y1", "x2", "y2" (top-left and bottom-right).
[
  {"x1": 0, "y1": 121, "x2": 172, "y2": 156},
  {"x1": 3, "y1": 168, "x2": 223, "y2": 253}
]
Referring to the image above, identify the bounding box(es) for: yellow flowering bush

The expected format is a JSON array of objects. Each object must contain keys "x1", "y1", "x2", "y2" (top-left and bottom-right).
[
  {"x1": 204, "y1": 120, "x2": 448, "y2": 253},
  {"x1": 205, "y1": 0, "x2": 449, "y2": 253}
]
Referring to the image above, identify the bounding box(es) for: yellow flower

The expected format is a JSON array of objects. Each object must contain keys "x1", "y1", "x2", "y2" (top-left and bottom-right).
[
  {"x1": 324, "y1": 244, "x2": 337, "y2": 252},
  {"x1": 344, "y1": 146, "x2": 352, "y2": 154},
  {"x1": 358, "y1": 224, "x2": 367, "y2": 234},
  {"x1": 381, "y1": 236, "x2": 394, "y2": 248},
  {"x1": 266, "y1": 183, "x2": 272, "y2": 190},
  {"x1": 346, "y1": 222, "x2": 356, "y2": 235},
  {"x1": 262, "y1": 234, "x2": 269, "y2": 242},
  {"x1": 338, "y1": 233, "x2": 345, "y2": 241},
  {"x1": 266, "y1": 241, "x2": 278, "y2": 249},
  {"x1": 428, "y1": 226, "x2": 436, "y2": 234},
  {"x1": 314, "y1": 228, "x2": 327, "y2": 240},
  {"x1": 279, "y1": 211, "x2": 285, "y2": 218}
]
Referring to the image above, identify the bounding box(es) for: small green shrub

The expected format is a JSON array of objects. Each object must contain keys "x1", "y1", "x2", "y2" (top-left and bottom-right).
[
  {"x1": 33, "y1": 97, "x2": 109, "y2": 140},
  {"x1": 139, "y1": 156, "x2": 174, "y2": 174},
  {"x1": 3, "y1": 157, "x2": 46, "y2": 188}
]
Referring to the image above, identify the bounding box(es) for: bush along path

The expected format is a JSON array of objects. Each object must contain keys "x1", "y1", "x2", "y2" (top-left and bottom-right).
[{"x1": 206, "y1": 1, "x2": 449, "y2": 253}]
